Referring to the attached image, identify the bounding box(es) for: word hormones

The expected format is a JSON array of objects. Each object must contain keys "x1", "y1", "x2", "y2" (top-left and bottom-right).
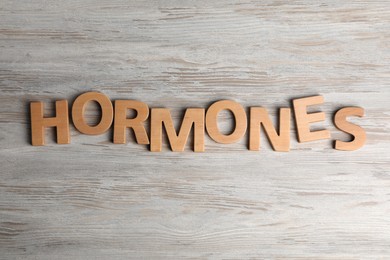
[{"x1": 30, "y1": 92, "x2": 366, "y2": 151}]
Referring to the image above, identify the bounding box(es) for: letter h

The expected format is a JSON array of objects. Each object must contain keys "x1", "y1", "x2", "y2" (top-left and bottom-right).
[{"x1": 30, "y1": 100, "x2": 70, "y2": 146}]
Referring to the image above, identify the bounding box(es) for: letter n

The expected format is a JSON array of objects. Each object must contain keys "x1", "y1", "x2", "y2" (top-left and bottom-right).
[{"x1": 249, "y1": 107, "x2": 290, "y2": 152}]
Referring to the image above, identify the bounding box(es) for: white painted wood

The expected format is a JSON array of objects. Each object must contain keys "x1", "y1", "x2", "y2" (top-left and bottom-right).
[{"x1": 1, "y1": 0, "x2": 389, "y2": 258}]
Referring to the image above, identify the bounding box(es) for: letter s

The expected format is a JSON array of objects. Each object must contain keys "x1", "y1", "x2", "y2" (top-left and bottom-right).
[{"x1": 334, "y1": 107, "x2": 366, "y2": 151}]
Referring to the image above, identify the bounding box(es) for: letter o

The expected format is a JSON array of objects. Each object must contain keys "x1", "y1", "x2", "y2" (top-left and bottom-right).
[
  {"x1": 72, "y1": 92, "x2": 113, "y2": 135},
  {"x1": 206, "y1": 100, "x2": 247, "y2": 144}
]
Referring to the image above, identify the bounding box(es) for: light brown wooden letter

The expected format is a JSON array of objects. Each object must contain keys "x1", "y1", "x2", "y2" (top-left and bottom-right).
[
  {"x1": 250, "y1": 107, "x2": 290, "y2": 152},
  {"x1": 72, "y1": 92, "x2": 113, "y2": 135},
  {"x1": 30, "y1": 100, "x2": 70, "y2": 146},
  {"x1": 150, "y1": 108, "x2": 205, "y2": 152},
  {"x1": 334, "y1": 107, "x2": 366, "y2": 151},
  {"x1": 293, "y1": 95, "x2": 330, "y2": 142},
  {"x1": 114, "y1": 100, "x2": 149, "y2": 144},
  {"x1": 206, "y1": 100, "x2": 247, "y2": 144}
]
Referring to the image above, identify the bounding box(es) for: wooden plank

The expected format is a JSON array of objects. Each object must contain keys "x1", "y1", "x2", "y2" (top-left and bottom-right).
[{"x1": 1, "y1": 0, "x2": 390, "y2": 258}]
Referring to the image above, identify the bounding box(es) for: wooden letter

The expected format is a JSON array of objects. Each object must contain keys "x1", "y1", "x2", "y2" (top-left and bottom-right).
[
  {"x1": 113, "y1": 100, "x2": 149, "y2": 144},
  {"x1": 30, "y1": 100, "x2": 70, "y2": 146},
  {"x1": 334, "y1": 107, "x2": 366, "y2": 151},
  {"x1": 206, "y1": 100, "x2": 247, "y2": 144},
  {"x1": 72, "y1": 92, "x2": 113, "y2": 135},
  {"x1": 293, "y1": 95, "x2": 330, "y2": 142},
  {"x1": 250, "y1": 107, "x2": 290, "y2": 152},
  {"x1": 150, "y1": 108, "x2": 205, "y2": 152}
]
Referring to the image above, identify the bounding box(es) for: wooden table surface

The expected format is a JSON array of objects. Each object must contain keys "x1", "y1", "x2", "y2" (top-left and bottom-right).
[{"x1": 1, "y1": 0, "x2": 389, "y2": 259}]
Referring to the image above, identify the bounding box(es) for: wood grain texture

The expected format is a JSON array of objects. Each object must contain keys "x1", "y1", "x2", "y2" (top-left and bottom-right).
[{"x1": 1, "y1": 0, "x2": 389, "y2": 259}]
